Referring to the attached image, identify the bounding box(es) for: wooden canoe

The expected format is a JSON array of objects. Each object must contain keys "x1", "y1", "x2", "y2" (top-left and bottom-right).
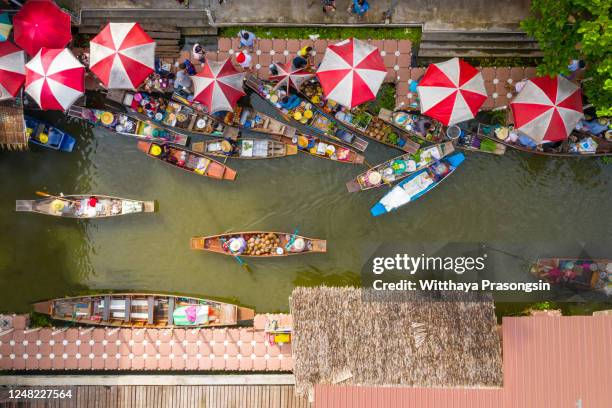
[
  {"x1": 191, "y1": 231, "x2": 327, "y2": 257},
  {"x1": 299, "y1": 79, "x2": 421, "y2": 153},
  {"x1": 217, "y1": 104, "x2": 297, "y2": 137},
  {"x1": 137, "y1": 141, "x2": 237, "y2": 181},
  {"x1": 67, "y1": 106, "x2": 189, "y2": 146},
  {"x1": 346, "y1": 141, "x2": 455, "y2": 192},
  {"x1": 378, "y1": 108, "x2": 447, "y2": 144},
  {"x1": 273, "y1": 133, "x2": 364, "y2": 164},
  {"x1": 478, "y1": 124, "x2": 612, "y2": 157},
  {"x1": 33, "y1": 293, "x2": 255, "y2": 328},
  {"x1": 192, "y1": 138, "x2": 297, "y2": 159},
  {"x1": 244, "y1": 75, "x2": 369, "y2": 152},
  {"x1": 15, "y1": 195, "x2": 155, "y2": 218},
  {"x1": 531, "y1": 258, "x2": 612, "y2": 294}
]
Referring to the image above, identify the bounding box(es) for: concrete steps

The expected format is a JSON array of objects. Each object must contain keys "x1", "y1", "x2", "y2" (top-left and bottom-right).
[{"x1": 418, "y1": 30, "x2": 543, "y2": 60}]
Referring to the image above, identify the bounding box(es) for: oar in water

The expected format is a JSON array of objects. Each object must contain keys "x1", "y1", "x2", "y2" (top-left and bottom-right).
[
  {"x1": 220, "y1": 238, "x2": 252, "y2": 273},
  {"x1": 285, "y1": 228, "x2": 299, "y2": 250},
  {"x1": 35, "y1": 191, "x2": 81, "y2": 205}
]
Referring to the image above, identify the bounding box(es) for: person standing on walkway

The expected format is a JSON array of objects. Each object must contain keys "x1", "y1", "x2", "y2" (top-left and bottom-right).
[
  {"x1": 297, "y1": 46, "x2": 314, "y2": 67},
  {"x1": 321, "y1": 0, "x2": 336, "y2": 13},
  {"x1": 350, "y1": 0, "x2": 369, "y2": 17},
  {"x1": 192, "y1": 44, "x2": 207, "y2": 64},
  {"x1": 236, "y1": 51, "x2": 252, "y2": 71},
  {"x1": 238, "y1": 30, "x2": 256, "y2": 52}
]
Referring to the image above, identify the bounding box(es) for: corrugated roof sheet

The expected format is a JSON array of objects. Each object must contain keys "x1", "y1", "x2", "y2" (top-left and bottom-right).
[{"x1": 315, "y1": 315, "x2": 612, "y2": 407}]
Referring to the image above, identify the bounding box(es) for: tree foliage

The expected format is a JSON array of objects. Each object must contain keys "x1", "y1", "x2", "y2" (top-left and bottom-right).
[{"x1": 521, "y1": 0, "x2": 612, "y2": 115}]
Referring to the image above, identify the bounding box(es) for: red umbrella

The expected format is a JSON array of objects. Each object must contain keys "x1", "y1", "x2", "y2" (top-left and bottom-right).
[
  {"x1": 0, "y1": 42, "x2": 25, "y2": 101},
  {"x1": 316, "y1": 38, "x2": 386, "y2": 108},
  {"x1": 192, "y1": 59, "x2": 245, "y2": 113},
  {"x1": 510, "y1": 76, "x2": 583, "y2": 143},
  {"x1": 269, "y1": 62, "x2": 314, "y2": 91},
  {"x1": 13, "y1": 0, "x2": 72, "y2": 57},
  {"x1": 89, "y1": 22, "x2": 155, "y2": 89},
  {"x1": 417, "y1": 58, "x2": 487, "y2": 126},
  {"x1": 25, "y1": 48, "x2": 84, "y2": 110}
]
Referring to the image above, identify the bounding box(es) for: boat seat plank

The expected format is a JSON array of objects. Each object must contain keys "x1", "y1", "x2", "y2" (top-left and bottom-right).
[
  {"x1": 147, "y1": 296, "x2": 155, "y2": 325},
  {"x1": 103, "y1": 296, "x2": 111, "y2": 321},
  {"x1": 124, "y1": 298, "x2": 131, "y2": 322},
  {"x1": 168, "y1": 297, "x2": 175, "y2": 325}
]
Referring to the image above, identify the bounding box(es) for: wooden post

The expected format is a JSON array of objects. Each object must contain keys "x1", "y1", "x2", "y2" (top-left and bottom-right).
[
  {"x1": 106, "y1": 327, "x2": 120, "y2": 336},
  {"x1": 23, "y1": 327, "x2": 41, "y2": 334},
  {"x1": 79, "y1": 327, "x2": 95, "y2": 335},
  {"x1": 51, "y1": 327, "x2": 69, "y2": 336}
]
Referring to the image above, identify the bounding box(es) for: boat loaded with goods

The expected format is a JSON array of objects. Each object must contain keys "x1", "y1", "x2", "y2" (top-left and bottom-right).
[
  {"x1": 26, "y1": 116, "x2": 76, "y2": 152},
  {"x1": 190, "y1": 231, "x2": 327, "y2": 257},
  {"x1": 15, "y1": 193, "x2": 155, "y2": 218},
  {"x1": 137, "y1": 141, "x2": 237, "y2": 181},
  {"x1": 68, "y1": 105, "x2": 189, "y2": 145},
  {"x1": 531, "y1": 258, "x2": 612, "y2": 296},
  {"x1": 33, "y1": 293, "x2": 255, "y2": 328},
  {"x1": 346, "y1": 142, "x2": 456, "y2": 192},
  {"x1": 192, "y1": 138, "x2": 297, "y2": 159}
]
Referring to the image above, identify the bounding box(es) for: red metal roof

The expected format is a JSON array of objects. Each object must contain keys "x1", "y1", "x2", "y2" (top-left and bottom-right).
[{"x1": 315, "y1": 315, "x2": 612, "y2": 407}]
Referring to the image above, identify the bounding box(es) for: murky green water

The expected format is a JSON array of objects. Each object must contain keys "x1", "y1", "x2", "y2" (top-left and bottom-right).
[{"x1": 1, "y1": 95, "x2": 611, "y2": 313}]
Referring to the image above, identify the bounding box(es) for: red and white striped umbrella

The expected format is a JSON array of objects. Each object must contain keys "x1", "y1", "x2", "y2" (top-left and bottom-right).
[
  {"x1": 25, "y1": 48, "x2": 84, "y2": 110},
  {"x1": 510, "y1": 76, "x2": 583, "y2": 144},
  {"x1": 192, "y1": 59, "x2": 245, "y2": 113},
  {"x1": 417, "y1": 58, "x2": 487, "y2": 126},
  {"x1": 89, "y1": 22, "x2": 155, "y2": 89},
  {"x1": 0, "y1": 42, "x2": 25, "y2": 101},
  {"x1": 316, "y1": 38, "x2": 386, "y2": 109},
  {"x1": 270, "y1": 62, "x2": 314, "y2": 91}
]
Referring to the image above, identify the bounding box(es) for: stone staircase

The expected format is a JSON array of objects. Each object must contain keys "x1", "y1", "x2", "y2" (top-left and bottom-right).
[
  {"x1": 418, "y1": 30, "x2": 543, "y2": 62},
  {"x1": 78, "y1": 8, "x2": 218, "y2": 57}
]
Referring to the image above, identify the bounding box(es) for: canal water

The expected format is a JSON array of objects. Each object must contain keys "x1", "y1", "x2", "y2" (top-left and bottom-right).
[{"x1": 1, "y1": 95, "x2": 611, "y2": 313}]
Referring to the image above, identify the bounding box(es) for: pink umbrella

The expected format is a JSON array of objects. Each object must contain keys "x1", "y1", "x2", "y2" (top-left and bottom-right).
[
  {"x1": 510, "y1": 76, "x2": 583, "y2": 143},
  {"x1": 25, "y1": 48, "x2": 84, "y2": 110},
  {"x1": 316, "y1": 38, "x2": 387, "y2": 109},
  {"x1": 417, "y1": 57, "x2": 487, "y2": 126},
  {"x1": 13, "y1": 0, "x2": 72, "y2": 57},
  {"x1": 0, "y1": 42, "x2": 25, "y2": 100},
  {"x1": 270, "y1": 62, "x2": 314, "y2": 91},
  {"x1": 89, "y1": 22, "x2": 155, "y2": 89},
  {"x1": 192, "y1": 59, "x2": 245, "y2": 113}
]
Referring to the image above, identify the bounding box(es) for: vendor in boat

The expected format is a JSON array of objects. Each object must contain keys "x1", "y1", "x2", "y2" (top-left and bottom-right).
[
  {"x1": 280, "y1": 94, "x2": 301, "y2": 110},
  {"x1": 225, "y1": 237, "x2": 246, "y2": 255},
  {"x1": 415, "y1": 118, "x2": 432, "y2": 136}
]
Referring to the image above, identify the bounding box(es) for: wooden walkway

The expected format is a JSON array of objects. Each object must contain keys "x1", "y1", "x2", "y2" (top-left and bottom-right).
[{"x1": 0, "y1": 385, "x2": 310, "y2": 408}]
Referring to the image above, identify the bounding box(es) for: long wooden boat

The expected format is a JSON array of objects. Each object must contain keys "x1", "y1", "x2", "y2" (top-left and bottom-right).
[
  {"x1": 244, "y1": 75, "x2": 369, "y2": 152},
  {"x1": 137, "y1": 141, "x2": 237, "y2": 181},
  {"x1": 192, "y1": 137, "x2": 297, "y2": 159},
  {"x1": 531, "y1": 258, "x2": 611, "y2": 296},
  {"x1": 274, "y1": 132, "x2": 364, "y2": 164},
  {"x1": 67, "y1": 106, "x2": 189, "y2": 146},
  {"x1": 377, "y1": 108, "x2": 447, "y2": 144},
  {"x1": 453, "y1": 121, "x2": 506, "y2": 155},
  {"x1": 299, "y1": 79, "x2": 421, "y2": 153},
  {"x1": 370, "y1": 152, "x2": 466, "y2": 216},
  {"x1": 346, "y1": 141, "x2": 455, "y2": 192},
  {"x1": 26, "y1": 116, "x2": 76, "y2": 152},
  {"x1": 15, "y1": 195, "x2": 155, "y2": 218},
  {"x1": 478, "y1": 123, "x2": 612, "y2": 157},
  {"x1": 191, "y1": 231, "x2": 327, "y2": 257},
  {"x1": 33, "y1": 293, "x2": 255, "y2": 328},
  {"x1": 213, "y1": 104, "x2": 297, "y2": 138}
]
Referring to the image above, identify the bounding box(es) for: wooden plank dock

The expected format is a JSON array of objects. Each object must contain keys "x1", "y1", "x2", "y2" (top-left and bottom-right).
[{"x1": 0, "y1": 385, "x2": 310, "y2": 408}]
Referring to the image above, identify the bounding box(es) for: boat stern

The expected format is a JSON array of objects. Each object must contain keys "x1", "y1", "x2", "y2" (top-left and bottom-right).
[
  {"x1": 311, "y1": 239, "x2": 327, "y2": 253},
  {"x1": 143, "y1": 201, "x2": 157, "y2": 212},
  {"x1": 237, "y1": 307, "x2": 255, "y2": 322},
  {"x1": 33, "y1": 300, "x2": 52, "y2": 315},
  {"x1": 60, "y1": 135, "x2": 77, "y2": 152},
  {"x1": 223, "y1": 168, "x2": 237, "y2": 181},
  {"x1": 447, "y1": 152, "x2": 466, "y2": 168},
  {"x1": 15, "y1": 200, "x2": 34, "y2": 212},
  {"x1": 136, "y1": 141, "x2": 152, "y2": 153},
  {"x1": 285, "y1": 144, "x2": 298, "y2": 155},
  {"x1": 190, "y1": 237, "x2": 206, "y2": 250},
  {"x1": 370, "y1": 202, "x2": 387, "y2": 217}
]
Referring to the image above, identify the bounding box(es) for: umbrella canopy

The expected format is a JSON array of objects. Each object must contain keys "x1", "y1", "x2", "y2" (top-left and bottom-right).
[
  {"x1": 0, "y1": 42, "x2": 25, "y2": 100},
  {"x1": 25, "y1": 47, "x2": 84, "y2": 110},
  {"x1": 89, "y1": 22, "x2": 155, "y2": 89},
  {"x1": 192, "y1": 59, "x2": 245, "y2": 113},
  {"x1": 270, "y1": 62, "x2": 314, "y2": 91},
  {"x1": 510, "y1": 75, "x2": 583, "y2": 144},
  {"x1": 417, "y1": 57, "x2": 487, "y2": 126},
  {"x1": 13, "y1": 0, "x2": 72, "y2": 57},
  {"x1": 316, "y1": 38, "x2": 386, "y2": 109},
  {"x1": 0, "y1": 13, "x2": 12, "y2": 42}
]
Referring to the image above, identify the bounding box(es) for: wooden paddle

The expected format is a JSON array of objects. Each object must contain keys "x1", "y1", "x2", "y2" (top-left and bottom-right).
[
  {"x1": 35, "y1": 191, "x2": 81, "y2": 205},
  {"x1": 285, "y1": 228, "x2": 299, "y2": 250}
]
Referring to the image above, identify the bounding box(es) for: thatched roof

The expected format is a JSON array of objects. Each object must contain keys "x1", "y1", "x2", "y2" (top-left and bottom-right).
[
  {"x1": 0, "y1": 99, "x2": 27, "y2": 150},
  {"x1": 290, "y1": 287, "x2": 502, "y2": 397}
]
